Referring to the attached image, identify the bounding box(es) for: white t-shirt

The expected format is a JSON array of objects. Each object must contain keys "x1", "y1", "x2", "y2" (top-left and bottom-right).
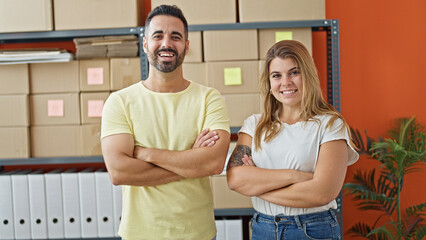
[{"x1": 239, "y1": 114, "x2": 358, "y2": 216}]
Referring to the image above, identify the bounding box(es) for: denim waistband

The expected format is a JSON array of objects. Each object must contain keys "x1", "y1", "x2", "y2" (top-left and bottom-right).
[{"x1": 252, "y1": 209, "x2": 338, "y2": 228}]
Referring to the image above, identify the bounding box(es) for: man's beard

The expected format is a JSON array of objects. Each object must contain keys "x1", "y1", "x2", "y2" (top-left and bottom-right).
[{"x1": 147, "y1": 46, "x2": 186, "y2": 73}]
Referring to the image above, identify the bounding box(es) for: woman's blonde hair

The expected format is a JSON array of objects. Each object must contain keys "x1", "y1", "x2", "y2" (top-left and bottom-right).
[{"x1": 254, "y1": 40, "x2": 353, "y2": 150}]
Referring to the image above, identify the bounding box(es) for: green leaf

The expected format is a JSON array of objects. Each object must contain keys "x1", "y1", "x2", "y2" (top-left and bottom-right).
[
  {"x1": 344, "y1": 169, "x2": 397, "y2": 214},
  {"x1": 368, "y1": 222, "x2": 401, "y2": 240},
  {"x1": 346, "y1": 222, "x2": 378, "y2": 239},
  {"x1": 408, "y1": 224, "x2": 426, "y2": 240},
  {"x1": 406, "y1": 203, "x2": 426, "y2": 217}
]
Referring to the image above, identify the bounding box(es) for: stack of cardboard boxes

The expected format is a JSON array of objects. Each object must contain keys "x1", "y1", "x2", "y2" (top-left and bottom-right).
[
  {"x1": 0, "y1": 0, "x2": 144, "y2": 159},
  {"x1": 30, "y1": 61, "x2": 82, "y2": 158},
  {"x1": 74, "y1": 36, "x2": 139, "y2": 59},
  {"x1": 0, "y1": 65, "x2": 31, "y2": 158},
  {"x1": 0, "y1": 58, "x2": 141, "y2": 159}
]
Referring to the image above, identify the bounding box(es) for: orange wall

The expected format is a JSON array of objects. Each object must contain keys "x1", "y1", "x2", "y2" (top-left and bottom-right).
[{"x1": 325, "y1": 0, "x2": 426, "y2": 238}]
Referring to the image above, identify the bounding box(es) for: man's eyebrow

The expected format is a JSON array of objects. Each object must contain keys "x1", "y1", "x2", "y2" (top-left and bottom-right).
[
  {"x1": 152, "y1": 30, "x2": 164, "y2": 36},
  {"x1": 171, "y1": 31, "x2": 183, "y2": 38}
]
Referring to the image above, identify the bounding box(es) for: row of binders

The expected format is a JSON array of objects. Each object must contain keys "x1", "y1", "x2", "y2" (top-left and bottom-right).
[{"x1": 0, "y1": 168, "x2": 121, "y2": 240}]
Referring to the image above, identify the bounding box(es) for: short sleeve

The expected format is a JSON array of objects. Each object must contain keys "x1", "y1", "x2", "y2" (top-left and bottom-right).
[
  {"x1": 101, "y1": 93, "x2": 132, "y2": 139},
  {"x1": 203, "y1": 89, "x2": 230, "y2": 133},
  {"x1": 239, "y1": 114, "x2": 259, "y2": 137},
  {"x1": 321, "y1": 117, "x2": 359, "y2": 166}
]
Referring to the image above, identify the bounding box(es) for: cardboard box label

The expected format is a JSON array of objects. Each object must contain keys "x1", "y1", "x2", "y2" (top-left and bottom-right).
[
  {"x1": 224, "y1": 67, "x2": 242, "y2": 86},
  {"x1": 87, "y1": 100, "x2": 104, "y2": 118},
  {"x1": 87, "y1": 67, "x2": 104, "y2": 85},
  {"x1": 275, "y1": 31, "x2": 293, "y2": 42},
  {"x1": 47, "y1": 100, "x2": 64, "y2": 117}
]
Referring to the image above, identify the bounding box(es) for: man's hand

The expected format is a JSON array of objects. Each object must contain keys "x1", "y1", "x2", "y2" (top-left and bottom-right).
[
  {"x1": 133, "y1": 128, "x2": 220, "y2": 162},
  {"x1": 192, "y1": 128, "x2": 219, "y2": 148},
  {"x1": 241, "y1": 154, "x2": 256, "y2": 167},
  {"x1": 132, "y1": 129, "x2": 229, "y2": 178}
]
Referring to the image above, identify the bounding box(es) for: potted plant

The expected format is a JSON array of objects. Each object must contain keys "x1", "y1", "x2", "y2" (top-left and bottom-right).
[{"x1": 344, "y1": 117, "x2": 425, "y2": 239}]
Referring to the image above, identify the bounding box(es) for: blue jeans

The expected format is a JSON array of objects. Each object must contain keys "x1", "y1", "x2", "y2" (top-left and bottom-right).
[{"x1": 250, "y1": 209, "x2": 341, "y2": 240}]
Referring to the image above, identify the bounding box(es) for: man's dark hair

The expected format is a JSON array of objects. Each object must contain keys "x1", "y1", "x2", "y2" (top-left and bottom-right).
[{"x1": 144, "y1": 5, "x2": 188, "y2": 39}]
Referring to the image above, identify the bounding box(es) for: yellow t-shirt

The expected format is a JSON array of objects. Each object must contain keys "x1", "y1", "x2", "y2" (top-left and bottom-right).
[{"x1": 101, "y1": 81, "x2": 230, "y2": 240}]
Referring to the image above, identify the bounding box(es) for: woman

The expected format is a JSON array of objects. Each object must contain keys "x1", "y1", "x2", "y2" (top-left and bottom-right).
[{"x1": 226, "y1": 40, "x2": 358, "y2": 240}]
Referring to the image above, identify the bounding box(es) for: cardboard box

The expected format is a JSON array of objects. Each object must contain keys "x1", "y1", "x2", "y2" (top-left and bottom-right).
[
  {"x1": 211, "y1": 175, "x2": 252, "y2": 209},
  {"x1": 203, "y1": 29, "x2": 258, "y2": 61},
  {"x1": 239, "y1": 0, "x2": 325, "y2": 23},
  {"x1": 110, "y1": 58, "x2": 141, "y2": 91},
  {"x1": 79, "y1": 59, "x2": 110, "y2": 92},
  {"x1": 0, "y1": 64, "x2": 29, "y2": 95},
  {"x1": 80, "y1": 92, "x2": 110, "y2": 124},
  {"x1": 206, "y1": 61, "x2": 259, "y2": 94},
  {"x1": 30, "y1": 93, "x2": 80, "y2": 126},
  {"x1": 31, "y1": 125, "x2": 82, "y2": 157},
  {"x1": 184, "y1": 31, "x2": 203, "y2": 63},
  {"x1": 258, "y1": 28, "x2": 313, "y2": 59},
  {"x1": 151, "y1": 0, "x2": 236, "y2": 25},
  {"x1": 182, "y1": 63, "x2": 207, "y2": 86},
  {"x1": 54, "y1": 0, "x2": 143, "y2": 30},
  {"x1": 0, "y1": 0, "x2": 52, "y2": 33},
  {"x1": 30, "y1": 61, "x2": 79, "y2": 93},
  {"x1": 224, "y1": 94, "x2": 261, "y2": 127},
  {"x1": 81, "y1": 124, "x2": 102, "y2": 156},
  {"x1": 0, "y1": 95, "x2": 29, "y2": 127},
  {"x1": 0, "y1": 127, "x2": 30, "y2": 158}
]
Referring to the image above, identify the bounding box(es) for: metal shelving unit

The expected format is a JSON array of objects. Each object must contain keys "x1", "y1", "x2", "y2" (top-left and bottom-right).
[
  {"x1": 0, "y1": 19, "x2": 342, "y2": 238},
  {"x1": 0, "y1": 156, "x2": 104, "y2": 168},
  {"x1": 0, "y1": 27, "x2": 150, "y2": 82}
]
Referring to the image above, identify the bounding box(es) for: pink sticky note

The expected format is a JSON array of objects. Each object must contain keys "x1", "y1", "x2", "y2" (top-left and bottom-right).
[
  {"x1": 47, "y1": 99, "x2": 64, "y2": 117},
  {"x1": 87, "y1": 100, "x2": 104, "y2": 117},
  {"x1": 87, "y1": 67, "x2": 104, "y2": 85}
]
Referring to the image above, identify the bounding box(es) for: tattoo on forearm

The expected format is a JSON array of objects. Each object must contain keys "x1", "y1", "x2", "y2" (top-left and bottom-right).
[{"x1": 226, "y1": 145, "x2": 252, "y2": 170}]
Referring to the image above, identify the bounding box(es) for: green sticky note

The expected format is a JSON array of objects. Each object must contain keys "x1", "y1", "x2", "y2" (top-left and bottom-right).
[
  {"x1": 275, "y1": 31, "x2": 293, "y2": 42},
  {"x1": 224, "y1": 67, "x2": 242, "y2": 86}
]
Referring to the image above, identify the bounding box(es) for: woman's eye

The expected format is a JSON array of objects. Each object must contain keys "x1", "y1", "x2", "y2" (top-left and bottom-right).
[
  {"x1": 290, "y1": 71, "x2": 300, "y2": 76},
  {"x1": 272, "y1": 74, "x2": 280, "y2": 78}
]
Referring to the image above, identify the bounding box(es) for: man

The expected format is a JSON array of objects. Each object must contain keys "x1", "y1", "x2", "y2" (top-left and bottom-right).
[{"x1": 101, "y1": 4, "x2": 230, "y2": 240}]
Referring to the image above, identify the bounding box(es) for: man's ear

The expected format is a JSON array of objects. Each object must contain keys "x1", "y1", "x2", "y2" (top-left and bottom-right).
[{"x1": 142, "y1": 37, "x2": 148, "y2": 53}]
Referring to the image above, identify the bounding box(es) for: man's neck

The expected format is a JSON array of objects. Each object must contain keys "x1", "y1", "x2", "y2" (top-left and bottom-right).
[{"x1": 143, "y1": 67, "x2": 189, "y2": 93}]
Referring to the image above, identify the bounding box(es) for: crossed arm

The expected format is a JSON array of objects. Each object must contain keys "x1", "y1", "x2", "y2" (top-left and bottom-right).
[
  {"x1": 226, "y1": 132, "x2": 348, "y2": 208},
  {"x1": 102, "y1": 128, "x2": 230, "y2": 186},
  {"x1": 226, "y1": 133, "x2": 313, "y2": 197}
]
